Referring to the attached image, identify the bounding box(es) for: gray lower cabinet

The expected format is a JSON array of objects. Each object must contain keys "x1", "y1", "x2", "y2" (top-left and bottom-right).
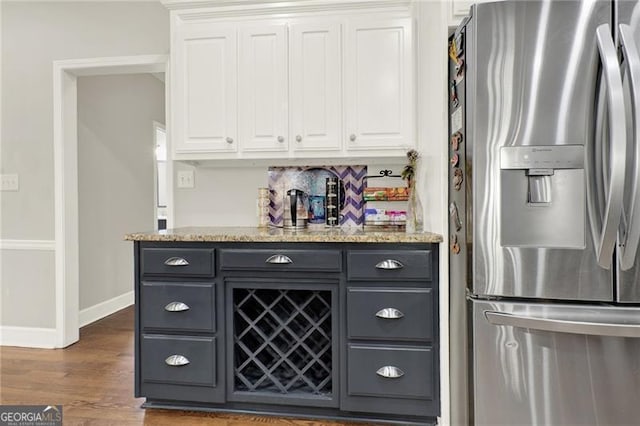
[
  {"x1": 141, "y1": 334, "x2": 217, "y2": 387},
  {"x1": 141, "y1": 282, "x2": 215, "y2": 332},
  {"x1": 347, "y1": 250, "x2": 433, "y2": 281},
  {"x1": 341, "y1": 248, "x2": 439, "y2": 418},
  {"x1": 139, "y1": 334, "x2": 221, "y2": 403},
  {"x1": 347, "y1": 287, "x2": 434, "y2": 341},
  {"x1": 219, "y1": 248, "x2": 341, "y2": 272},
  {"x1": 141, "y1": 247, "x2": 215, "y2": 278},
  {"x1": 135, "y1": 246, "x2": 225, "y2": 404},
  {"x1": 134, "y1": 241, "x2": 439, "y2": 425},
  {"x1": 347, "y1": 344, "x2": 435, "y2": 400}
]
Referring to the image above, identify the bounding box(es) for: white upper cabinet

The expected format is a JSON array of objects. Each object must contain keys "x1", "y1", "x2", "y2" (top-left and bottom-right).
[
  {"x1": 239, "y1": 24, "x2": 288, "y2": 153},
  {"x1": 448, "y1": 0, "x2": 472, "y2": 27},
  {"x1": 345, "y1": 18, "x2": 414, "y2": 153},
  {"x1": 289, "y1": 22, "x2": 342, "y2": 153},
  {"x1": 172, "y1": 24, "x2": 237, "y2": 154},
  {"x1": 168, "y1": 2, "x2": 415, "y2": 161}
]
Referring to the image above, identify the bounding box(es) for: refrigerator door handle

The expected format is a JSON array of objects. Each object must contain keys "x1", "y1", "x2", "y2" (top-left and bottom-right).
[
  {"x1": 592, "y1": 24, "x2": 627, "y2": 269},
  {"x1": 618, "y1": 24, "x2": 640, "y2": 271},
  {"x1": 485, "y1": 311, "x2": 640, "y2": 338}
]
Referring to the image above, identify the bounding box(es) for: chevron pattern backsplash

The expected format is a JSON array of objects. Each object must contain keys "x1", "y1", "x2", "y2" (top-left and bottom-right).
[{"x1": 268, "y1": 166, "x2": 367, "y2": 227}]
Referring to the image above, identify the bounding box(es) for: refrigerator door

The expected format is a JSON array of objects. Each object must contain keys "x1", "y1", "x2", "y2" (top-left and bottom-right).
[
  {"x1": 616, "y1": 1, "x2": 640, "y2": 302},
  {"x1": 472, "y1": 298, "x2": 640, "y2": 425},
  {"x1": 470, "y1": 1, "x2": 616, "y2": 300}
]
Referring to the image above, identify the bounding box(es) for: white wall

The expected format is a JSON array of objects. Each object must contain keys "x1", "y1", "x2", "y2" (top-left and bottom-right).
[
  {"x1": 415, "y1": 2, "x2": 450, "y2": 425},
  {"x1": 173, "y1": 163, "x2": 267, "y2": 227},
  {"x1": 173, "y1": 162, "x2": 405, "y2": 227},
  {"x1": 77, "y1": 74, "x2": 164, "y2": 312},
  {"x1": 0, "y1": 1, "x2": 169, "y2": 329},
  {"x1": 1, "y1": 249, "x2": 55, "y2": 328}
]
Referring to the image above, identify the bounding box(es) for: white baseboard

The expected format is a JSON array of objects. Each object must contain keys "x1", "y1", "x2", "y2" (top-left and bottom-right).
[
  {"x1": 0, "y1": 239, "x2": 58, "y2": 348},
  {"x1": 79, "y1": 291, "x2": 134, "y2": 328},
  {"x1": 0, "y1": 326, "x2": 58, "y2": 348}
]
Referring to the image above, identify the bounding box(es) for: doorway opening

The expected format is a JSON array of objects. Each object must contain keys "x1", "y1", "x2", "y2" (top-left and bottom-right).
[
  {"x1": 53, "y1": 55, "x2": 170, "y2": 347},
  {"x1": 76, "y1": 73, "x2": 166, "y2": 328}
]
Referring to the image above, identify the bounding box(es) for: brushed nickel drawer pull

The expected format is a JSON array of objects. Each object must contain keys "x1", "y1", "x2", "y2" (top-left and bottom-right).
[
  {"x1": 376, "y1": 366, "x2": 405, "y2": 379},
  {"x1": 164, "y1": 257, "x2": 189, "y2": 266},
  {"x1": 375, "y1": 259, "x2": 404, "y2": 270},
  {"x1": 265, "y1": 254, "x2": 293, "y2": 264},
  {"x1": 375, "y1": 308, "x2": 405, "y2": 319},
  {"x1": 165, "y1": 354, "x2": 190, "y2": 367},
  {"x1": 164, "y1": 302, "x2": 190, "y2": 312}
]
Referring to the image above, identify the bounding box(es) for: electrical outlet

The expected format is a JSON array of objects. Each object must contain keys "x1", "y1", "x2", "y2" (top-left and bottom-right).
[
  {"x1": 177, "y1": 170, "x2": 194, "y2": 189},
  {"x1": 0, "y1": 174, "x2": 19, "y2": 191}
]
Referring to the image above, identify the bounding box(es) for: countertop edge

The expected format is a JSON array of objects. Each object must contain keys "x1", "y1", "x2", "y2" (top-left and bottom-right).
[{"x1": 124, "y1": 227, "x2": 444, "y2": 244}]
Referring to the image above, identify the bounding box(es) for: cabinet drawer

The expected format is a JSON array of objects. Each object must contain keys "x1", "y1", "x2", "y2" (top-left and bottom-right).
[
  {"x1": 141, "y1": 248, "x2": 215, "y2": 278},
  {"x1": 220, "y1": 249, "x2": 341, "y2": 272},
  {"x1": 141, "y1": 282, "x2": 215, "y2": 332},
  {"x1": 347, "y1": 344, "x2": 434, "y2": 401},
  {"x1": 141, "y1": 334, "x2": 216, "y2": 387},
  {"x1": 347, "y1": 288, "x2": 433, "y2": 341},
  {"x1": 347, "y1": 250, "x2": 432, "y2": 281}
]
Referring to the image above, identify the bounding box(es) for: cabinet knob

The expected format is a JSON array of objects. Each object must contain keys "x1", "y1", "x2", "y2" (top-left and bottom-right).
[
  {"x1": 375, "y1": 307, "x2": 404, "y2": 319},
  {"x1": 296, "y1": 135, "x2": 302, "y2": 142},
  {"x1": 164, "y1": 257, "x2": 189, "y2": 266},
  {"x1": 375, "y1": 259, "x2": 404, "y2": 270},
  {"x1": 165, "y1": 354, "x2": 190, "y2": 367},
  {"x1": 349, "y1": 134, "x2": 357, "y2": 142},
  {"x1": 277, "y1": 136, "x2": 285, "y2": 143},
  {"x1": 164, "y1": 301, "x2": 190, "y2": 312},
  {"x1": 376, "y1": 366, "x2": 405, "y2": 379},
  {"x1": 226, "y1": 137, "x2": 234, "y2": 144}
]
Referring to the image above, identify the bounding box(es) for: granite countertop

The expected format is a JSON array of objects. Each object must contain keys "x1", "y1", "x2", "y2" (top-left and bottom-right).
[{"x1": 124, "y1": 226, "x2": 443, "y2": 244}]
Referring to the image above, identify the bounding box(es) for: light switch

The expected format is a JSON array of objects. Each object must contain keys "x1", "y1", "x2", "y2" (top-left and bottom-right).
[
  {"x1": 0, "y1": 174, "x2": 19, "y2": 191},
  {"x1": 177, "y1": 170, "x2": 194, "y2": 189}
]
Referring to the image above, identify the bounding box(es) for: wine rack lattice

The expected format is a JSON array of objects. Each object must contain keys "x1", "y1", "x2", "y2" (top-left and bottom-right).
[{"x1": 233, "y1": 288, "x2": 332, "y2": 397}]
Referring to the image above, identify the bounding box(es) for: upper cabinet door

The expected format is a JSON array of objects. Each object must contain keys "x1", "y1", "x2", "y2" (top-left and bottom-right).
[
  {"x1": 173, "y1": 25, "x2": 238, "y2": 154},
  {"x1": 239, "y1": 24, "x2": 288, "y2": 152},
  {"x1": 289, "y1": 22, "x2": 342, "y2": 153},
  {"x1": 449, "y1": 0, "x2": 473, "y2": 26},
  {"x1": 345, "y1": 18, "x2": 414, "y2": 152}
]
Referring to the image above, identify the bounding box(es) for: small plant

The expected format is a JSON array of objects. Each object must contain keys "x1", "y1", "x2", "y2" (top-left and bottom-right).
[
  {"x1": 402, "y1": 149, "x2": 423, "y2": 233},
  {"x1": 401, "y1": 149, "x2": 419, "y2": 186}
]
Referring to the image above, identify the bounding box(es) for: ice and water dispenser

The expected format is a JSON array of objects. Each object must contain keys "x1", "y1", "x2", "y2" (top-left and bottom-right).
[{"x1": 500, "y1": 145, "x2": 585, "y2": 248}]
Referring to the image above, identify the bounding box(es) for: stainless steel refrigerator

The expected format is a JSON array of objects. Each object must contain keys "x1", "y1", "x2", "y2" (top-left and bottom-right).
[{"x1": 448, "y1": 1, "x2": 640, "y2": 425}]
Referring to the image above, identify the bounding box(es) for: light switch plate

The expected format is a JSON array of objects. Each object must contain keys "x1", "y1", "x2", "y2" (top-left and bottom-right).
[
  {"x1": 0, "y1": 174, "x2": 19, "y2": 191},
  {"x1": 177, "y1": 170, "x2": 194, "y2": 188}
]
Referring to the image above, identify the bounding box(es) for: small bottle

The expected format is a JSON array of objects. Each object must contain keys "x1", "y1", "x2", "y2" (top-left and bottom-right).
[
  {"x1": 257, "y1": 188, "x2": 270, "y2": 227},
  {"x1": 325, "y1": 177, "x2": 340, "y2": 227}
]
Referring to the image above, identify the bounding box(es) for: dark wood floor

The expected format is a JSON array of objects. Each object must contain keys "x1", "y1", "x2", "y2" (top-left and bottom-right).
[{"x1": 0, "y1": 307, "x2": 363, "y2": 425}]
